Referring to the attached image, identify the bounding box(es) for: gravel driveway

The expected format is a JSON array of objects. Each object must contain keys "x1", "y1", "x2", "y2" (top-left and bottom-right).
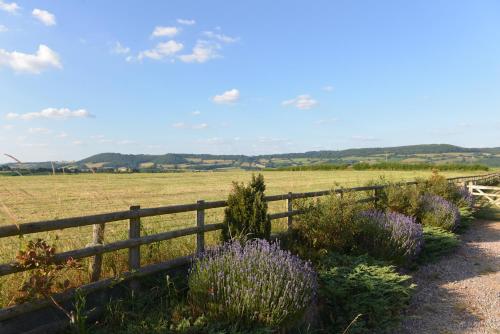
[{"x1": 397, "y1": 219, "x2": 500, "y2": 334}]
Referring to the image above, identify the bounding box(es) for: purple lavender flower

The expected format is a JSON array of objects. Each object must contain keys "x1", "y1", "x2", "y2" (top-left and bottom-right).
[
  {"x1": 457, "y1": 186, "x2": 474, "y2": 208},
  {"x1": 361, "y1": 209, "x2": 424, "y2": 261},
  {"x1": 421, "y1": 194, "x2": 460, "y2": 231},
  {"x1": 188, "y1": 239, "x2": 317, "y2": 327}
]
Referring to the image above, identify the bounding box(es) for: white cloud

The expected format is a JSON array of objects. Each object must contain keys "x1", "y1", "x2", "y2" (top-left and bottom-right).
[
  {"x1": 172, "y1": 122, "x2": 208, "y2": 130},
  {"x1": 2, "y1": 124, "x2": 13, "y2": 130},
  {"x1": 152, "y1": 26, "x2": 179, "y2": 38},
  {"x1": 0, "y1": 44, "x2": 62, "y2": 74},
  {"x1": 116, "y1": 140, "x2": 135, "y2": 145},
  {"x1": 138, "y1": 40, "x2": 184, "y2": 60},
  {"x1": 172, "y1": 122, "x2": 186, "y2": 129},
  {"x1": 192, "y1": 110, "x2": 201, "y2": 116},
  {"x1": 202, "y1": 31, "x2": 239, "y2": 43},
  {"x1": 314, "y1": 118, "x2": 337, "y2": 125},
  {"x1": 6, "y1": 107, "x2": 93, "y2": 120},
  {"x1": 282, "y1": 94, "x2": 318, "y2": 110},
  {"x1": 0, "y1": 1, "x2": 20, "y2": 14},
  {"x1": 177, "y1": 18, "x2": 195, "y2": 25},
  {"x1": 323, "y1": 85, "x2": 334, "y2": 92},
  {"x1": 212, "y1": 89, "x2": 240, "y2": 104},
  {"x1": 72, "y1": 140, "x2": 83, "y2": 145},
  {"x1": 0, "y1": 25, "x2": 7, "y2": 32},
  {"x1": 32, "y1": 8, "x2": 56, "y2": 26},
  {"x1": 192, "y1": 123, "x2": 208, "y2": 130},
  {"x1": 111, "y1": 41, "x2": 130, "y2": 54},
  {"x1": 28, "y1": 127, "x2": 51, "y2": 134},
  {"x1": 56, "y1": 132, "x2": 68, "y2": 138},
  {"x1": 178, "y1": 40, "x2": 220, "y2": 63}
]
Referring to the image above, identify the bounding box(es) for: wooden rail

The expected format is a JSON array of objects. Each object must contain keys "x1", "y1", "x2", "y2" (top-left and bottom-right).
[{"x1": 0, "y1": 172, "x2": 498, "y2": 322}]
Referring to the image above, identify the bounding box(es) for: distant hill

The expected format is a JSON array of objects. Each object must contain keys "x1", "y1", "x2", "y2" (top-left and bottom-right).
[{"x1": 2, "y1": 144, "x2": 500, "y2": 173}]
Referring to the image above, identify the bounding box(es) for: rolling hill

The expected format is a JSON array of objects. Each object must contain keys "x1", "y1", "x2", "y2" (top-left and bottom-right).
[{"x1": 2, "y1": 144, "x2": 500, "y2": 172}]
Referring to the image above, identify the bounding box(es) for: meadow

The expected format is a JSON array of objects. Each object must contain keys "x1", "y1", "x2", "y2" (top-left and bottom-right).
[{"x1": 0, "y1": 169, "x2": 489, "y2": 307}]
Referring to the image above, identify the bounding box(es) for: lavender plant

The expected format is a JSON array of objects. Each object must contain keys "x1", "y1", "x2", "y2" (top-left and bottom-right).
[
  {"x1": 457, "y1": 186, "x2": 474, "y2": 209},
  {"x1": 188, "y1": 239, "x2": 317, "y2": 328},
  {"x1": 360, "y1": 210, "x2": 424, "y2": 263},
  {"x1": 421, "y1": 194, "x2": 460, "y2": 231}
]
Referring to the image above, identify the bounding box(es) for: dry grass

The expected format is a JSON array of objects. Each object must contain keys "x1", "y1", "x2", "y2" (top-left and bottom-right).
[{"x1": 0, "y1": 170, "x2": 483, "y2": 306}]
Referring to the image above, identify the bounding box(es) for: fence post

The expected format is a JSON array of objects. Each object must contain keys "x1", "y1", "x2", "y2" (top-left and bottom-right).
[
  {"x1": 196, "y1": 200, "x2": 205, "y2": 255},
  {"x1": 129, "y1": 205, "x2": 141, "y2": 270},
  {"x1": 89, "y1": 223, "x2": 105, "y2": 282},
  {"x1": 129, "y1": 205, "x2": 141, "y2": 292},
  {"x1": 287, "y1": 192, "x2": 293, "y2": 231}
]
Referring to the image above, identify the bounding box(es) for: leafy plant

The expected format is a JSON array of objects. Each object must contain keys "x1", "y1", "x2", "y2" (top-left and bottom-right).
[
  {"x1": 359, "y1": 210, "x2": 424, "y2": 264},
  {"x1": 417, "y1": 226, "x2": 460, "y2": 264},
  {"x1": 318, "y1": 254, "x2": 415, "y2": 333},
  {"x1": 15, "y1": 239, "x2": 80, "y2": 303},
  {"x1": 421, "y1": 194, "x2": 460, "y2": 231},
  {"x1": 222, "y1": 174, "x2": 271, "y2": 241},
  {"x1": 188, "y1": 239, "x2": 317, "y2": 329},
  {"x1": 374, "y1": 182, "x2": 424, "y2": 220},
  {"x1": 291, "y1": 191, "x2": 367, "y2": 256}
]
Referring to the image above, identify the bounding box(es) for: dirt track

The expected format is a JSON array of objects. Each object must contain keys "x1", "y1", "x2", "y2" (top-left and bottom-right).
[{"x1": 398, "y1": 219, "x2": 500, "y2": 334}]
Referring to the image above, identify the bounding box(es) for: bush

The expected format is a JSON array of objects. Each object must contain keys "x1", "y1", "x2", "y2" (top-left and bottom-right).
[
  {"x1": 421, "y1": 194, "x2": 460, "y2": 231},
  {"x1": 318, "y1": 254, "x2": 415, "y2": 333},
  {"x1": 375, "y1": 183, "x2": 424, "y2": 220},
  {"x1": 222, "y1": 174, "x2": 271, "y2": 241},
  {"x1": 359, "y1": 210, "x2": 424, "y2": 264},
  {"x1": 292, "y1": 191, "x2": 367, "y2": 255},
  {"x1": 418, "y1": 226, "x2": 460, "y2": 264},
  {"x1": 188, "y1": 239, "x2": 317, "y2": 329}
]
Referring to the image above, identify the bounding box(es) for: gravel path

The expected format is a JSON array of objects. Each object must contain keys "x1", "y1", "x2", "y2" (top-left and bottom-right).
[{"x1": 397, "y1": 219, "x2": 500, "y2": 334}]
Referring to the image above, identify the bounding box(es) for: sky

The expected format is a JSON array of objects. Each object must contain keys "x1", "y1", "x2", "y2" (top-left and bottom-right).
[{"x1": 0, "y1": 0, "x2": 500, "y2": 163}]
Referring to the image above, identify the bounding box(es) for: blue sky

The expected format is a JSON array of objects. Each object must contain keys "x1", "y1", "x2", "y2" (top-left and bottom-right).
[{"x1": 1, "y1": 0, "x2": 499, "y2": 163}]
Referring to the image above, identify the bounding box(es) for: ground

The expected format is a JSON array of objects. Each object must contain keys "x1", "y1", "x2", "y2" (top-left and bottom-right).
[{"x1": 398, "y1": 219, "x2": 500, "y2": 334}]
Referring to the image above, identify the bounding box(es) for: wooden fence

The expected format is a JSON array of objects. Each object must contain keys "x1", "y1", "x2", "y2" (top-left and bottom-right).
[
  {"x1": 0, "y1": 172, "x2": 499, "y2": 323},
  {"x1": 468, "y1": 184, "x2": 500, "y2": 207}
]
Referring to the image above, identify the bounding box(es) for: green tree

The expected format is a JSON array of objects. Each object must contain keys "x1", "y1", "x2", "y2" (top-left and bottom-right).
[{"x1": 222, "y1": 174, "x2": 271, "y2": 241}]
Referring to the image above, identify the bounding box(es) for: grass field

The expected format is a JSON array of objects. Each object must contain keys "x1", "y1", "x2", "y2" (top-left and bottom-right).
[{"x1": 0, "y1": 170, "x2": 489, "y2": 306}]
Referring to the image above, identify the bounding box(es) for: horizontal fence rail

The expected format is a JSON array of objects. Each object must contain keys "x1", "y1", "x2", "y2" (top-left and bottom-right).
[{"x1": 0, "y1": 172, "x2": 498, "y2": 323}]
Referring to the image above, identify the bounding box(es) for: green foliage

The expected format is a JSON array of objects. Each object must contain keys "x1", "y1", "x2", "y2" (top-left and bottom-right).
[
  {"x1": 352, "y1": 162, "x2": 488, "y2": 171},
  {"x1": 291, "y1": 191, "x2": 367, "y2": 257},
  {"x1": 318, "y1": 254, "x2": 415, "y2": 333},
  {"x1": 375, "y1": 183, "x2": 424, "y2": 220},
  {"x1": 418, "y1": 226, "x2": 459, "y2": 264},
  {"x1": 222, "y1": 174, "x2": 271, "y2": 241},
  {"x1": 269, "y1": 162, "x2": 489, "y2": 172}
]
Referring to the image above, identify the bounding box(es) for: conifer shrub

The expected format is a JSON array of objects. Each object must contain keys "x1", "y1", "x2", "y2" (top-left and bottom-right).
[
  {"x1": 221, "y1": 174, "x2": 271, "y2": 241},
  {"x1": 188, "y1": 239, "x2": 317, "y2": 329},
  {"x1": 318, "y1": 254, "x2": 415, "y2": 333},
  {"x1": 421, "y1": 194, "x2": 460, "y2": 231},
  {"x1": 359, "y1": 210, "x2": 424, "y2": 264},
  {"x1": 418, "y1": 226, "x2": 460, "y2": 263}
]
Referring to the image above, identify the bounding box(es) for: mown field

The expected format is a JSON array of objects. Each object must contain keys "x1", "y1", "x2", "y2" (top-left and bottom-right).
[{"x1": 0, "y1": 170, "x2": 490, "y2": 307}]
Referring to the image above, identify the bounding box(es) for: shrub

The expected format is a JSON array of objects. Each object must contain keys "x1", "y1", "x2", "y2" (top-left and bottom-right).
[
  {"x1": 318, "y1": 254, "x2": 415, "y2": 333},
  {"x1": 359, "y1": 210, "x2": 424, "y2": 264},
  {"x1": 222, "y1": 174, "x2": 271, "y2": 241},
  {"x1": 456, "y1": 185, "x2": 474, "y2": 209},
  {"x1": 188, "y1": 239, "x2": 317, "y2": 329},
  {"x1": 375, "y1": 183, "x2": 424, "y2": 220},
  {"x1": 421, "y1": 194, "x2": 460, "y2": 231},
  {"x1": 292, "y1": 191, "x2": 367, "y2": 255},
  {"x1": 418, "y1": 226, "x2": 460, "y2": 264}
]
